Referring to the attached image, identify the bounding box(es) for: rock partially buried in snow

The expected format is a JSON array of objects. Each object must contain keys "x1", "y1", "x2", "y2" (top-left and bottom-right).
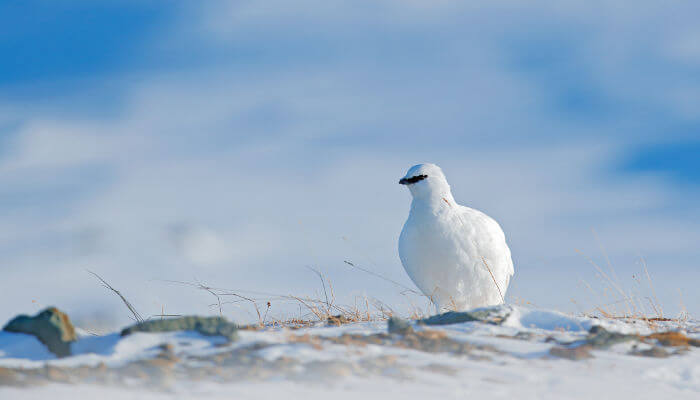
[
  {"x1": 120, "y1": 316, "x2": 238, "y2": 341},
  {"x1": 387, "y1": 317, "x2": 414, "y2": 335},
  {"x1": 418, "y1": 305, "x2": 511, "y2": 326},
  {"x1": 585, "y1": 325, "x2": 638, "y2": 349},
  {"x1": 2, "y1": 307, "x2": 77, "y2": 357}
]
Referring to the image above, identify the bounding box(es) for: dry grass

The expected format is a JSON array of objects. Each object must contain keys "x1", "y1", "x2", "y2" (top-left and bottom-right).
[
  {"x1": 145, "y1": 264, "x2": 430, "y2": 330},
  {"x1": 574, "y1": 232, "x2": 691, "y2": 327},
  {"x1": 89, "y1": 236, "x2": 692, "y2": 332},
  {"x1": 88, "y1": 270, "x2": 144, "y2": 323},
  {"x1": 90, "y1": 268, "x2": 397, "y2": 330}
]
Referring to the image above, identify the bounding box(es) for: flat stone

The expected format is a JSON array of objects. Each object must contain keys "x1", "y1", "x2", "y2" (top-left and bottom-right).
[
  {"x1": 121, "y1": 316, "x2": 238, "y2": 341},
  {"x1": 418, "y1": 311, "x2": 479, "y2": 326},
  {"x1": 417, "y1": 305, "x2": 511, "y2": 326},
  {"x1": 585, "y1": 325, "x2": 637, "y2": 349}
]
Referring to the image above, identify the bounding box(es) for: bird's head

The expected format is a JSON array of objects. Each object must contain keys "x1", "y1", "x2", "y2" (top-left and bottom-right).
[{"x1": 399, "y1": 163, "x2": 451, "y2": 201}]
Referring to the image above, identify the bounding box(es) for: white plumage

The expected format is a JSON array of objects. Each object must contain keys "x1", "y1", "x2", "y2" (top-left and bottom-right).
[{"x1": 398, "y1": 163, "x2": 514, "y2": 313}]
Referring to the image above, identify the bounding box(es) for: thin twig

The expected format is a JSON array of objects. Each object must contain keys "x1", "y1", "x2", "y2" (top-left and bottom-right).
[
  {"x1": 343, "y1": 260, "x2": 421, "y2": 295},
  {"x1": 87, "y1": 270, "x2": 143, "y2": 323},
  {"x1": 306, "y1": 266, "x2": 331, "y2": 314},
  {"x1": 641, "y1": 257, "x2": 663, "y2": 318},
  {"x1": 575, "y1": 249, "x2": 634, "y2": 316},
  {"x1": 481, "y1": 257, "x2": 504, "y2": 303}
]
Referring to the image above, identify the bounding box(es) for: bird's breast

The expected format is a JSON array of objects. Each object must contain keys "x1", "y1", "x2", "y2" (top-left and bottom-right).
[{"x1": 400, "y1": 212, "x2": 469, "y2": 272}]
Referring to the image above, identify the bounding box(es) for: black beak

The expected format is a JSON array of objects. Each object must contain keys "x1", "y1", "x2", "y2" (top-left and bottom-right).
[{"x1": 398, "y1": 174, "x2": 427, "y2": 185}]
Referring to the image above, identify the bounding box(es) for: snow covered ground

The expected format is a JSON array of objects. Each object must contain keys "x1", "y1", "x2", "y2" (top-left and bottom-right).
[{"x1": 1, "y1": 305, "x2": 698, "y2": 400}]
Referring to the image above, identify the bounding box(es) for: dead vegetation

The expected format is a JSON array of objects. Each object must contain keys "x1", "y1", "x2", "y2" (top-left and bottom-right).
[
  {"x1": 89, "y1": 261, "x2": 434, "y2": 331},
  {"x1": 87, "y1": 238, "x2": 693, "y2": 334},
  {"x1": 573, "y1": 231, "x2": 692, "y2": 327}
]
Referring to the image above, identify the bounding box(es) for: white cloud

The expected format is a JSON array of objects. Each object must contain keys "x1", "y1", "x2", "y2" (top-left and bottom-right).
[
  {"x1": 1, "y1": 0, "x2": 699, "y2": 327},
  {"x1": 168, "y1": 224, "x2": 234, "y2": 265},
  {"x1": 0, "y1": 122, "x2": 115, "y2": 171}
]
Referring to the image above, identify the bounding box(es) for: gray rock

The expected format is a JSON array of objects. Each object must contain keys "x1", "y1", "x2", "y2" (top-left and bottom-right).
[
  {"x1": 585, "y1": 325, "x2": 637, "y2": 349},
  {"x1": 387, "y1": 317, "x2": 414, "y2": 335},
  {"x1": 418, "y1": 306, "x2": 511, "y2": 326},
  {"x1": 121, "y1": 316, "x2": 238, "y2": 341},
  {"x1": 418, "y1": 311, "x2": 479, "y2": 326},
  {"x1": 3, "y1": 307, "x2": 77, "y2": 357}
]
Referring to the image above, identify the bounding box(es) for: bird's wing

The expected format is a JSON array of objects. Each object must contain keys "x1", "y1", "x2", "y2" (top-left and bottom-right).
[{"x1": 456, "y1": 205, "x2": 514, "y2": 278}]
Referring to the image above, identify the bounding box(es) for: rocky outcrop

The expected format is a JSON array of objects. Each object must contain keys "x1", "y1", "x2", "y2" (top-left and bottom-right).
[
  {"x1": 3, "y1": 307, "x2": 77, "y2": 357},
  {"x1": 121, "y1": 316, "x2": 238, "y2": 341}
]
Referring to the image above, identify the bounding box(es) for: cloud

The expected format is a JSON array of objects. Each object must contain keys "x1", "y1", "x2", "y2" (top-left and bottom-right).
[
  {"x1": 168, "y1": 224, "x2": 235, "y2": 265},
  {"x1": 0, "y1": 1, "x2": 699, "y2": 327}
]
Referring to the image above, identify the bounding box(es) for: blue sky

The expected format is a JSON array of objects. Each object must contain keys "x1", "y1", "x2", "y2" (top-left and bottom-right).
[{"x1": 1, "y1": 1, "x2": 698, "y2": 327}]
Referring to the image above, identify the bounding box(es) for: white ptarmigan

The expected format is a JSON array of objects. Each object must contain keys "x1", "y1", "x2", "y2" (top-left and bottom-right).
[{"x1": 398, "y1": 163, "x2": 514, "y2": 313}]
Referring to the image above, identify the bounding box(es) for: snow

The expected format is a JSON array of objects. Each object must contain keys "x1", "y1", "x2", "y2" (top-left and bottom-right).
[
  {"x1": 502, "y1": 307, "x2": 593, "y2": 331},
  {"x1": 0, "y1": 332, "x2": 55, "y2": 362},
  {"x1": 1, "y1": 305, "x2": 698, "y2": 399},
  {"x1": 0, "y1": 330, "x2": 227, "y2": 369}
]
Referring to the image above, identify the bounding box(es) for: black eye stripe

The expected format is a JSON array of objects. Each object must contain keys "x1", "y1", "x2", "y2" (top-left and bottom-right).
[{"x1": 401, "y1": 174, "x2": 428, "y2": 184}]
